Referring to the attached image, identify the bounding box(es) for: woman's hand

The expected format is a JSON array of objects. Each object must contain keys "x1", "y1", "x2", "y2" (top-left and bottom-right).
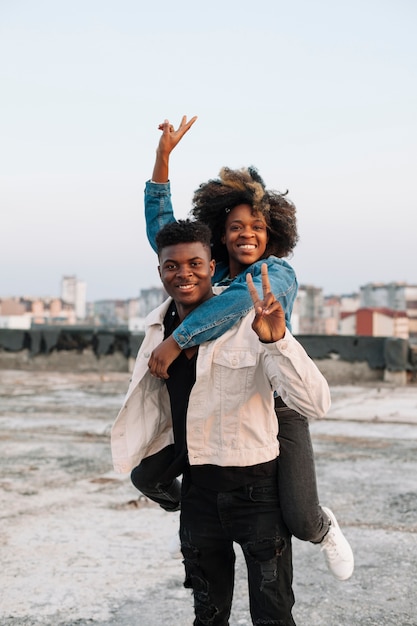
[
  {"x1": 246, "y1": 263, "x2": 286, "y2": 343},
  {"x1": 151, "y1": 115, "x2": 197, "y2": 182},
  {"x1": 157, "y1": 115, "x2": 197, "y2": 155}
]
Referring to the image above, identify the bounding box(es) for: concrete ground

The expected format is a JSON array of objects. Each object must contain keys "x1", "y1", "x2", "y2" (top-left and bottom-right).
[{"x1": 1, "y1": 370, "x2": 416, "y2": 626}]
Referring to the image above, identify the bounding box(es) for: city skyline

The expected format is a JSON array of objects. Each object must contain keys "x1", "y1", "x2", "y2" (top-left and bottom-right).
[
  {"x1": 1, "y1": 274, "x2": 415, "y2": 303},
  {"x1": 1, "y1": 1, "x2": 416, "y2": 301}
]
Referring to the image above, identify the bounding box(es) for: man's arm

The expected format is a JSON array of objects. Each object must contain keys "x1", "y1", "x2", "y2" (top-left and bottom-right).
[
  {"x1": 263, "y1": 332, "x2": 331, "y2": 418},
  {"x1": 247, "y1": 265, "x2": 331, "y2": 418}
]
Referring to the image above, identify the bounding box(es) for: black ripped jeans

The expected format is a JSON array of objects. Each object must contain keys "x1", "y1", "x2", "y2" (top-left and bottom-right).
[{"x1": 180, "y1": 472, "x2": 296, "y2": 626}]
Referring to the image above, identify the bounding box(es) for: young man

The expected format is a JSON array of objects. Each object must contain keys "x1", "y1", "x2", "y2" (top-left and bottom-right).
[{"x1": 111, "y1": 220, "x2": 331, "y2": 625}]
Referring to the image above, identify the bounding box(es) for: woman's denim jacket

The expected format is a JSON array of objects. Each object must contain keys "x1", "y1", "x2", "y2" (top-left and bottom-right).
[{"x1": 144, "y1": 180, "x2": 298, "y2": 349}]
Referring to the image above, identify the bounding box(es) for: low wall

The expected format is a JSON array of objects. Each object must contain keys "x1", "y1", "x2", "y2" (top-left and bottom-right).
[
  {"x1": 0, "y1": 327, "x2": 415, "y2": 385},
  {"x1": 294, "y1": 335, "x2": 416, "y2": 385}
]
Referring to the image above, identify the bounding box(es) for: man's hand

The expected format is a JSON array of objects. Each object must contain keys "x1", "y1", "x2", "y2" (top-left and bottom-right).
[
  {"x1": 246, "y1": 263, "x2": 286, "y2": 343},
  {"x1": 148, "y1": 335, "x2": 182, "y2": 379},
  {"x1": 151, "y1": 115, "x2": 197, "y2": 183}
]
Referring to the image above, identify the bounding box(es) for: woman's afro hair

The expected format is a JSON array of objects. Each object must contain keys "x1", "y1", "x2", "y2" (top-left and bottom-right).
[{"x1": 190, "y1": 166, "x2": 298, "y2": 264}]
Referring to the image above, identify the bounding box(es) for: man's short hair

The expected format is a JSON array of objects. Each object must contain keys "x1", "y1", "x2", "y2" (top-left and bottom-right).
[{"x1": 156, "y1": 219, "x2": 213, "y2": 257}]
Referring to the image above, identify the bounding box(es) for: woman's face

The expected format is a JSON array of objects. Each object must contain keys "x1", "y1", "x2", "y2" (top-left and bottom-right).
[{"x1": 221, "y1": 203, "x2": 269, "y2": 277}]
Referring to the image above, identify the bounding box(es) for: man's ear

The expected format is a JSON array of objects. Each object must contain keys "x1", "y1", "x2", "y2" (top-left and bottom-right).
[
  {"x1": 210, "y1": 259, "x2": 216, "y2": 277},
  {"x1": 157, "y1": 265, "x2": 162, "y2": 279},
  {"x1": 221, "y1": 234, "x2": 226, "y2": 244}
]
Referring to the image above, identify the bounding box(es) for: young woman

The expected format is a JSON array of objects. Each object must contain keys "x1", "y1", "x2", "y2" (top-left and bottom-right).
[{"x1": 136, "y1": 116, "x2": 354, "y2": 582}]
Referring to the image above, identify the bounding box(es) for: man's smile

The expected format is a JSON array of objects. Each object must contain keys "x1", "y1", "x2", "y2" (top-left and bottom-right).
[{"x1": 177, "y1": 283, "x2": 196, "y2": 290}]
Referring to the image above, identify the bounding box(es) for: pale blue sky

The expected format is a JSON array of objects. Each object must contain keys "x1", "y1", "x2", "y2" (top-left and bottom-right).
[{"x1": 1, "y1": 0, "x2": 416, "y2": 300}]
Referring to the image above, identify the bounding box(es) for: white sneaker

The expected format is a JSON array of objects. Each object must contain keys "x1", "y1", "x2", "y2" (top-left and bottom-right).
[
  {"x1": 320, "y1": 507, "x2": 354, "y2": 581},
  {"x1": 168, "y1": 532, "x2": 182, "y2": 559}
]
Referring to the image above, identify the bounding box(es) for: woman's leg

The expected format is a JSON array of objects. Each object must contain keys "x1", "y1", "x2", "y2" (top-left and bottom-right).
[
  {"x1": 130, "y1": 445, "x2": 181, "y2": 512},
  {"x1": 275, "y1": 398, "x2": 329, "y2": 543},
  {"x1": 276, "y1": 398, "x2": 355, "y2": 581}
]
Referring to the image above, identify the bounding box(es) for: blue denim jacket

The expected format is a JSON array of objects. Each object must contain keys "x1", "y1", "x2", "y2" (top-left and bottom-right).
[{"x1": 144, "y1": 180, "x2": 298, "y2": 348}]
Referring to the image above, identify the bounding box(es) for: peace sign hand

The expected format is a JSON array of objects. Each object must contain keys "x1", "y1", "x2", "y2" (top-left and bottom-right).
[
  {"x1": 151, "y1": 115, "x2": 197, "y2": 183},
  {"x1": 157, "y1": 115, "x2": 198, "y2": 156},
  {"x1": 246, "y1": 263, "x2": 286, "y2": 343}
]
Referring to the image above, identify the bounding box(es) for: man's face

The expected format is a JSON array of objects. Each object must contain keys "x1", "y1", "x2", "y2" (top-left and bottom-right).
[{"x1": 158, "y1": 241, "x2": 215, "y2": 315}]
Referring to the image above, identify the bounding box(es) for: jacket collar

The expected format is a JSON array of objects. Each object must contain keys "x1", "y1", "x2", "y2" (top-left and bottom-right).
[{"x1": 145, "y1": 297, "x2": 173, "y2": 328}]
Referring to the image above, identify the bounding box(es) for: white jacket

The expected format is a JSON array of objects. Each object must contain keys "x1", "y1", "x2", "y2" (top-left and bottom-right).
[{"x1": 111, "y1": 298, "x2": 331, "y2": 474}]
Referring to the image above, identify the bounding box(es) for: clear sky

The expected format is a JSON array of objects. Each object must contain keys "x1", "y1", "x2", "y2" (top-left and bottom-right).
[{"x1": 1, "y1": 0, "x2": 416, "y2": 301}]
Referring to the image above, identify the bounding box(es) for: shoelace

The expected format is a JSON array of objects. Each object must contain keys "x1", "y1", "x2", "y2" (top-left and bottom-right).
[{"x1": 320, "y1": 531, "x2": 340, "y2": 561}]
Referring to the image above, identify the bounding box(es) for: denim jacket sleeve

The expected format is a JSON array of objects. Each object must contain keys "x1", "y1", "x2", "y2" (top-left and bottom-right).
[
  {"x1": 144, "y1": 180, "x2": 176, "y2": 253},
  {"x1": 143, "y1": 180, "x2": 298, "y2": 348},
  {"x1": 172, "y1": 256, "x2": 298, "y2": 349}
]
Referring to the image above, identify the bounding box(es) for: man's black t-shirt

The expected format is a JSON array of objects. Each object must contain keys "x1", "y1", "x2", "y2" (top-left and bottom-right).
[{"x1": 162, "y1": 300, "x2": 277, "y2": 492}]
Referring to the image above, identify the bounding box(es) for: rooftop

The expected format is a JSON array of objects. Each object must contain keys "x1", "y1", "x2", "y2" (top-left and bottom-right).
[{"x1": 1, "y1": 371, "x2": 416, "y2": 625}]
